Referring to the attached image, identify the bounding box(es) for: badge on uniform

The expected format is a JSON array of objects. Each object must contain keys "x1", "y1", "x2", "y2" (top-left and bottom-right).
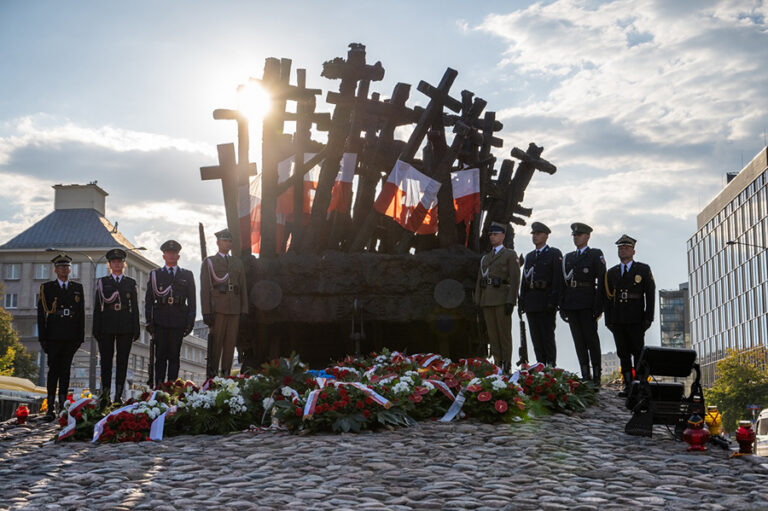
[
  {"x1": 635, "y1": 275, "x2": 642, "y2": 283},
  {"x1": 583, "y1": 268, "x2": 589, "y2": 273},
  {"x1": 75, "y1": 295, "x2": 80, "y2": 303}
]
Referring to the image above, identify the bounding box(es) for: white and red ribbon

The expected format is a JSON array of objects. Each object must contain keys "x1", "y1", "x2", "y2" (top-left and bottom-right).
[
  {"x1": 426, "y1": 379, "x2": 455, "y2": 402},
  {"x1": 92, "y1": 403, "x2": 141, "y2": 443},
  {"x1": 57, "y1": 398, "x2": 94, "y2": 441},
  {"x1": 149, "y1": 405, "x2": 177, "y2": 441}
]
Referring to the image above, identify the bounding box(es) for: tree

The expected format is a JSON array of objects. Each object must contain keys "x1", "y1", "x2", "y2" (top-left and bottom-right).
[
  {"x1": 0, "y1": 299, "x2": 39, "y2": 380},
  {"x1": 704, "y1": 347, "x2": 768, "y2": 433}
]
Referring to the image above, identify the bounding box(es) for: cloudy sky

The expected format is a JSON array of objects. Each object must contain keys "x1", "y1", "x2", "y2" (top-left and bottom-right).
[{"x1": 2, "y1": 0, "x2": 767, "y2": 371}]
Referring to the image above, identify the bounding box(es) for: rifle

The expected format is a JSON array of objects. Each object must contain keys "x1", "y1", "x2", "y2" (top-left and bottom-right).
[
  {"x1": 200, "y1": 222, "x2": 215, "y2": 379},
  {"x1": 517, "y1": 306, "x2": 529, "y2": 366},
  {"x1": 146, "y1": 282, "x2": 155, "y2": 387},
  {"x1": 516, "y1": 254, "x2": 529, "y2": 366}
]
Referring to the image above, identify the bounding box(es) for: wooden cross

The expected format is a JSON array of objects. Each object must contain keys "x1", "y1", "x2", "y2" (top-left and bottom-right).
[
  {"x1": 302, "y1": 43, "x2": 385, "y2": 252},
  {"x1": 200, "y1": 143, "x2": 257, "y2": 256},
  {"x1": 349, "y1": 69, "x2": 462, "y2": 252}
]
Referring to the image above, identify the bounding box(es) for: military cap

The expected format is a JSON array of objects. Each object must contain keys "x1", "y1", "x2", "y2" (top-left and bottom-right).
[
  {"x1": 570, "y1": 222, "x2": 593, "y2": 235},
  {"x1": 488, "y1": 222, "x2": 507, "y2": 234},
  {"x1": 615, "y1": 234, "x2": 636, "y2": 247},
  {"x1": 106, "y1": 248, "x2": 127, "y2": 261},
  {"x1": 215, "y1": 228, "x2": 233, "y2": 241},
  {"x1": 530, "y1": 222, "x2": 551, "y2": 234},
  {"x1": 160, "y1": 240, "x2": 182, "y2": 252},
  {"x1": 51, "y1": 254, "x2": 72, "y2": 266}
]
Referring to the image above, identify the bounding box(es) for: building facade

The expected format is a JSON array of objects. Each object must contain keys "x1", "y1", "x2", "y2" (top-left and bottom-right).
[
  {"x1": 687, "y1": 147, "x2": 768, "y2": 386},
  {"x1": 0, "y1": 183, "x2": 207, "y2": 397},
  {"x1": 601, "y1": 351, "x2": 620, "y2": 381},
  {"x1": 659, "y1": 282, "x2": 690, "y2": 349}
]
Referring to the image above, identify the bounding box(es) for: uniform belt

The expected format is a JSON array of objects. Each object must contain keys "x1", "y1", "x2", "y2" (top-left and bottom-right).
[
  {"x1": 618, "y1": 290, "x2": 642, "y2": 300},
  {"x1": 568, "y1": 281, "x2": 594, "y2": 288},
  {"x1": 106, "y1": 303, "x2": 128, "y2": 312},
  {"x1": 530, "y1": 280, "x2": 549, "y2": 290},
  {"x1": 158, "y1": 296, "x2": 184, "y2": 306},
  {"x1": 481, "y1": 277, "x2": 510, "y2": 287},
  {"x1": 52, "y1": 309, "x2": 75, "y2": 318},
  {"x1": 215, "y1": 283, "x2": 240, "y2": 294}
]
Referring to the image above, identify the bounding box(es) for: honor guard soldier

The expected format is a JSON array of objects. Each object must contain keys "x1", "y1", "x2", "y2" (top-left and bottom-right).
[
  {"x1": 37, "y1": 254, "x2": 84, "y2": 420},
  {"x1": 93, "y1": 248, "x2": 140, "y2": 403},
  {"x1": 145, "y1": 240, "x2": 196, "y2": 388},
  {"x1": 201, "y1": 228, "x2": 248, "y2": 378},
  {"x1": 604, "y1": 234, "x2": 655, "y2": 397},
  {"x1": 561, "y1": 223, "x2": 606, "y2": 386},
  {"x1": 474, "y1": 222, "x2": 521, "y2": 373},
  {"x1": 519, "y1": 222, "x2": 564, "y2": 366}
]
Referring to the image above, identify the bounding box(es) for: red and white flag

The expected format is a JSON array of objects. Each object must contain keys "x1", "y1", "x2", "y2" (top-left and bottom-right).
[
  {"x1": 244, "y1": 174, "x2": 262, "y2": 255},
  {"x1": 451, "y1": 167, "x2": 481, "y2": 225},
  {"x1": 328, "y1": 153, "x2": 357, "y2": 214},
  {"x1": 374, "y1": 159, "x2": 441, "y2": 234}
]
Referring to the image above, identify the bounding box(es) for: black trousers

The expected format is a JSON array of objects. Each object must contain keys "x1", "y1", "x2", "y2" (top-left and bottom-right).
[
  {"x1": 611, "y1": 323, "x2": 645, "y2": 373},
  {"x1": 46, "y1": 339, "x2": 80, "y2": 404},
  {"x1": 154, "y1": 326, "x2": 184, "y2": 387},
  {"x1": 526, "y1": 309, "x2": 557, "y2": 366},
  {"x1": 565, "y1": 309, "x2": 601, "y2": 377},
  {"x1": 98, "y1": 334, "x2": 133, "y2": 391}
]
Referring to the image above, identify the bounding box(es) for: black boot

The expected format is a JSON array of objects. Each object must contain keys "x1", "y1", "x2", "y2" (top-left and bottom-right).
[
  {"x1": 43, "y1": 395, "x2": 56, "y2": 422},
  {"x1": 580, "y1": 364, "x2": 592, "y2": 382},
  {"x1": 58, "y1": 394, "x2": 68, "y2": 414},
  {"x1": 618, "y1": 371, "x2": 632, "y2": 398},
  {"x1": 114, "y1": 385, "x2": 124, "y2": 404},
  {"x1": 593, "y1": 374, "x2": 601, "y2": 389}
]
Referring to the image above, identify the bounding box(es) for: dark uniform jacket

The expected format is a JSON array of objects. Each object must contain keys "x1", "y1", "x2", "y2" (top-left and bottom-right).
[
  {"x1": 519, "y1": 245, "x2": 564, "y2": 313},
  {"x1": 561, "y1": 247, "x2": 606, "y2": 313},
  {"x1": 604, "y1": 261, "x2": 655, "y2": 326},
  {"x1": 37, "y1": 280, "x2": 85, "y2": 345},
  {"x1": 93, "y1": 275, "x2": 140, "y2": 339},
  {"x1": 474, "y1": 246, "x2": 520, "y2": 307},
  {"x1": 145, "y1": 267, "x2": 196, "y2": 330}
]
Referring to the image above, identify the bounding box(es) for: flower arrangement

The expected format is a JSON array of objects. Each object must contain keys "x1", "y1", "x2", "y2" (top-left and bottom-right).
[
  {"x1": 461, "y1": 374, "x2": 529, "y2": 423},
  {"x1": 55, "y1": 349, "x2": 595, "y2": 441}
]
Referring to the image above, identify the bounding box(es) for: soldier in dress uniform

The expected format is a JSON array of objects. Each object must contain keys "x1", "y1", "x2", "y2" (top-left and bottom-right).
[
  {"x1": 145, "y1": 240, "x2": 196, "y2": 388},
  {"x1": 604, "y1": 234, "x2": 655, "y2": 397},
  {"x1": 519, "y1": 222, "x2": 564, "y2": 366},
  {"x1": 201, "y1": 228, "x2": 248, "y2": 378},
  {"x1": 37, "y1": 254, "x2": 84, "y2": 420},
  {"x1": 560, "y1": 223, "x2": 606, "y2": 386},
  {"x1": 93, "y1": 248, "x2": 140, "y2": 403},
  {"x1": 474, "y1": 222, "x2": 520, "y2": 373}
]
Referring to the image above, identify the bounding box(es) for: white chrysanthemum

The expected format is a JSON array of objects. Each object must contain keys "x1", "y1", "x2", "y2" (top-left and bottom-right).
[
  {"x1": 392, "y1": 381, "x2": 411, "y2": 394},
  {"x1": 423, "y1": 381, "x2": 435, "y2": 391},
  {"x1": 491, "y1": 379, "x2": 507, "y2": 390},
  {"x1": 263, "y1": 397, "x2": 274, "y2": 410},
  {"x1": 468, "y1": 377, "x2": 481, "y2": 385},
  {"x1": 281, "y1": 386, "x2": 294, "y2": 398}
]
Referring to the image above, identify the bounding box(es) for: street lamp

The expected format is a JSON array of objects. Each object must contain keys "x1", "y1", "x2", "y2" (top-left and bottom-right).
[{"x1": 44, "y1": 246, "x2": 146, "y2": 391}]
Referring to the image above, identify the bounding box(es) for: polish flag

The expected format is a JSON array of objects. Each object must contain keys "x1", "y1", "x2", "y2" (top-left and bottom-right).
[
  {"x1": 328, "y1": 153, "x2": 358, "y2": 214},
  {"x1": 244, "y1": 175, "x2": 262, "y2": 254},
  {"x1": 374, "y1": 159, "x2": 441, "y2": 235},
  {"x1": 451, "y1": 168, "x2": 481, "y2": 225},
  {"x1": 301, "y1": 153, "x2": 321, "y2": 219}
]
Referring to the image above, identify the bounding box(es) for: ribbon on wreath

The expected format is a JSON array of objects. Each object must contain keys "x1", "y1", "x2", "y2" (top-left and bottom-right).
[
  {"x1": 302, "y1": 379, "x2": 392, "y2": 418},
  {"x1": 92, "y1": 403, "x2": 141, "y2": 443},
  {"x1": 426, "y1": 379, "x2": 455, "y2": 402},
  {"x1": 438, "y1": 388, "x2": 466, "y2": 422},
  {"x1": 57, "y1": 397, "x2": 94, "y2": 441},
  {"x1": 149, "y1": 405, "x2": 177, "y2": 441}
]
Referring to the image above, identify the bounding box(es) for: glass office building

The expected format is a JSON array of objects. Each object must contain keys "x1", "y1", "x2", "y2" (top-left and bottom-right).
[
  {"x1": 659, "y1": 283, "x2": 689, "y2": 350},
  {"x1": 687, "y1": 147, "x2": 768, "y2": 386}
]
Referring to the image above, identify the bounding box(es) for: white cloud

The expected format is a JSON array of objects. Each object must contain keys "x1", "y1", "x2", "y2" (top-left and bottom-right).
[{"x1": 0, "y1": 114, "x2": 215, "y2": 165}]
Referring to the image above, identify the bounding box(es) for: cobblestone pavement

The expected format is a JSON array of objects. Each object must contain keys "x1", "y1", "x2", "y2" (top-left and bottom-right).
[{"x1": 1, "y1": 390, "x2": 767, "y2": 511}]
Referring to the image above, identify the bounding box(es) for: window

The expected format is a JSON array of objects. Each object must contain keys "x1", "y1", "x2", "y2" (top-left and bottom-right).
[
  {"x1": 96, "y1": 263, "x2": 108, "y2": 278},
  {"x1": 4, "y1": 263, "x2": 20, "y2": 280},
  {"x1": 34, "y1": 263, "x2": 50, "y2": 280},
  {"x1": 70, "y1": 263, "x2": 80, "y2": 280},
  {"x1": 4, "y1": 293, "x2": 18, "y2": 308}
]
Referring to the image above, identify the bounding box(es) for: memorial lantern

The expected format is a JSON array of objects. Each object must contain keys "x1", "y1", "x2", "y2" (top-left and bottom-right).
[
  {"x1": 734, "y1": 420, "x2": 756, "y2": 456},
  {"x1": 704, "y1": 405, "x2": 723, "y2": 436},
  {"x1": 15, "y1": 404, "x2": 29, "y2": 425},
  {"x1": 682, "y1": 413, "x2": 710, "y2": 451}
]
